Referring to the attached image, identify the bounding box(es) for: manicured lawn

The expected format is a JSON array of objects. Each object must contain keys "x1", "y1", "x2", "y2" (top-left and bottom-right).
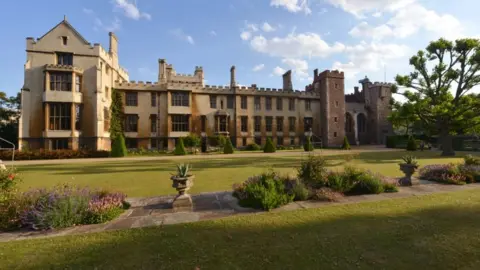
[
  {"x1": 16, "y1": 151, "x2": 471, "y2": 197},
  {"x1": 1, "y1": 189, "x2": 480, "y2": 269}
]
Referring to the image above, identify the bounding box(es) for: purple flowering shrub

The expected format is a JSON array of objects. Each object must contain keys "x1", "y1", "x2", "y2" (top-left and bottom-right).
[
  {"x1": 419, "y1": 164, "x2": 467, "y2": 185},
  {"x1": 19, "y1": 185, "x2": 128, "y2": 230}
]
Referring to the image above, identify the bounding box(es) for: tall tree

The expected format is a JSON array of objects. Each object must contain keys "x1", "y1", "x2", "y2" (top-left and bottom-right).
[
  {"x1": 388, "y1": 102, "x2": 420, "y2": 135},
  {"x1": 393, "y1": 38, "x2": 480, "y2": 156},
  {"x1": 0, "y1": 91, "x2": 21, "y2": 148},
  {"x1": 109, "y1": 88, "x2": 127, "y2": 157}
]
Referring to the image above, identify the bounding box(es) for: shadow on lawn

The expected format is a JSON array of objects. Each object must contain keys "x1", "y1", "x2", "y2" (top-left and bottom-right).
[{"x1": 4, "y1": 201, "x2": 480, "y2": 270}]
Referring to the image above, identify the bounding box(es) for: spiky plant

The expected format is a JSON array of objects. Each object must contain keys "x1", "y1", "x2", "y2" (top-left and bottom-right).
[
  {"x1": 401, "y1": 155, "x2": 418, "y2": 167},
  {"x1": 174, "y1": 164, "x2": 191, "y2": 178}
]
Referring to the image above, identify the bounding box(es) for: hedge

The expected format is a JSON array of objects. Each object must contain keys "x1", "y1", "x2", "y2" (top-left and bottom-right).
[{"x1": 0, "y1": 149, "x2": 110, "y2": 161}]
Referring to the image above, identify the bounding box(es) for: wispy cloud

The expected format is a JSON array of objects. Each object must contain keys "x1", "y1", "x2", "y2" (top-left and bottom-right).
[
  {"x1": 252, "y1": 64, "x2": 265, "y2": 72},
  {"x1": 113, "y1": 0, "x2": 151, "y2": 20},
  {"x1": 84, "y1": 8, "x2": 121, "y2": 32},
  {"x1": 210, "y1": 30, "x2": 217, "y2": 36},
  {"x1": 171, "y1": 29, "x2": 195, "y2": 45}
]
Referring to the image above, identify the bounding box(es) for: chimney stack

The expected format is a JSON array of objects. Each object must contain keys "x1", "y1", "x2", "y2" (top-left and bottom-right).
[
  {"x1": 282, "y1": 70, "x2": 293, "y2": 91},
  {"x1": 108, "y1": 32, "x2": 118, "y2": 56},
  {"x1": 158, "y1": 59, "x2": 167, "y2": 83},
  {"x1": 314, "y1": 69, "x2": 319, "y2": 79},
  {"x1": 354, "y1": 86, "x2": 359, "y2": 94},
  {"x1": 230, "y1": 66, "x2": 236, "y2": 88}
]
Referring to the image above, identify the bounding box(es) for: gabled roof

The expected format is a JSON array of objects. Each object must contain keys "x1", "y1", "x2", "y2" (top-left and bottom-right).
[{"x1": 37, "y1": 16, "x2": 90, "y2": 45}]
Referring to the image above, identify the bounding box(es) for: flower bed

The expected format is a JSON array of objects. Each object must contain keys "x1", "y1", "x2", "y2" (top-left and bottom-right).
[
  {"x1": 0, "y1": 149, "x2": 110, "y2": 161},
  {"x1": 233, "y1": 155, "x2": 398, "y2": 211},
  {"x1": 1, "y1": 177, "x2": 128, "y2": 231},
  {"x1": 419, "y1": 155, "x2": 480, "y2": 185}
]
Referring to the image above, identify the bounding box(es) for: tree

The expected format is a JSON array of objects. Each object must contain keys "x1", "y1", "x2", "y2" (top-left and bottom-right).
[
  {"x1": 394, "y1": 38, "x2": 480, "y2": 156},
  {"x1": 304, "y1": 136, "x2": 314, "y2": 152},
  {"x1": 174, "y1": 138, "x2": 187, "y2": 155},
  {"x1": 341, "y1": 136, "x2": 351, "y2": 150},
  {"x1": 223, "y1": 137, "x2": 234, "y2": 154},
  {"x1": 263, "y1": 137, "x2": 276, "y2": 153},
  {"x1": 109, "y1": 88, "x2": 127, "y2": 157},
  {"x1": 388, "y1": 102, "x2": 420, "y2": 135},
  {"x1": 183, "y1": 133, "x2": 201, "y2": 154},
  {"x1": 0, "y1": 91, "x2": 21, "y2": 148}
]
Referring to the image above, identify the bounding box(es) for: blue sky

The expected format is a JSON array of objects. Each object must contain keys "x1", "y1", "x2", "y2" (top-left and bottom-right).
[{"x1": 1, "y1": 0, "x2": 479, "y2": 97}]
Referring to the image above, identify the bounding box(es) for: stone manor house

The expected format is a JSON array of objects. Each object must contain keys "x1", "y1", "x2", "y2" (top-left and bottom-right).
[{"x1": 19, "y1": 18, "x2": 393, "y2": 151}]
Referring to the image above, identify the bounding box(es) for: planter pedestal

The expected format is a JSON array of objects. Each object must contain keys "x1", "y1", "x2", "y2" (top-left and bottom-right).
[
  {"x1": 171, "y1": 175, "x2": 195, "y2": 212},
  {"x1": 398, "y1": 164, "x2": 418, "y2": 186}
]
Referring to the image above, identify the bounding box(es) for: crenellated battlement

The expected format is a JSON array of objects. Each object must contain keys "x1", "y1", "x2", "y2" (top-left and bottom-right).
[
  {"x1": 317, "y1": 69, "x2": 345, "y2": 80},
  {"x1": 44, "y1": 64, "x2": 84, "y2": 74},
  {"x1": 370, "y1": 82, "x2": 393, "y2": 87}
]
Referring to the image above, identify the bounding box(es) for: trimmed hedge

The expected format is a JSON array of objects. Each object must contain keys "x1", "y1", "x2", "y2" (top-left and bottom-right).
[
  {"x1": 263, "y1": 138, "x2": 276, "y2": 153},
  {"x1": 0, "y1": 149, "x2": 110, "y2": 161},
  {"x1": 406, "y1": 136, "x2": 417, "y2": 151},
  {"x1": 174, "y1": 138, "x2": 187, "y2": 156},
  {"x1": 111, "y1": 136, "x2": 127, "y2": 157},
  {"x1": 341, "y1": 136, "x2": 351, "y2": 150},
  {"x1": 223, "y1": 137, "x2": 235, "y2": 154},
  {"x1": 304, "y1": 137, "x2": 314, "y2": 152}
]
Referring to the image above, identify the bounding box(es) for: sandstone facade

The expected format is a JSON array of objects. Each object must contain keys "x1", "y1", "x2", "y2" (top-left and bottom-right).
[{"x1": 19, "y1": 18, "x2": 393, "y2": 151}]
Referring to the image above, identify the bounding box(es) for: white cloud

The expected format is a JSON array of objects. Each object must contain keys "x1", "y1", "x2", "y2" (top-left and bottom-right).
[
  {"x1": 270, "y1": 0, "x2": 311, "y2": 14},
  {"x1": 262, "y1": 22, "x2": 276, "y2": 32},
  {"x1": 240, "y1": 31, "x2": 252, "y2": 41},
  {"x1": 210, "y1": 30, "x2": 217, "y2": 36},
  {"x1": 372, "y1": 11, "x2": 382, "y2": 17},
  {"x1": 272, "y1": 66, "x2": 286, "y2": 76},
  {"x1": 250, "y1": 33, "x2": 345, "y2": 58},
  {"x1": 333, "y1": 41, "x2": 410, "y2": 78},
  {"x1": 82, "y1": 8, "x2": 94, "y2": 15},
  {"x1": 113, "y1": 0, "x2": 151, "y2": 20},
  {"x1": 349, "y1": 3, "x2": 463, "y2": 40},
  {"x1": 282, "y1": 58, "x2": 309, "y2": 79},
  {"x1": 325, "y1": 0, "x2": 416, "y2": 18},
  {"x1": 252, "y1": 64, "x2": 265, "y2": 72},
  {"x1": 170, "y1": 29, "x2": 195, "y2": 45},
  {"x1": 94, "y1": 17, "x2": 122, "y2": 32},
  {"x1": 246, "y1": 22, "x2": 259, "y2": 32},
  {"x1": 318, "y1": 8, "x2": 328, "y2": 15}
]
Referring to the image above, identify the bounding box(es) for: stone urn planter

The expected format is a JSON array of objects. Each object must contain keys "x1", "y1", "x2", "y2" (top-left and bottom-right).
[
  {"x1": 170, "y1": 164, "x2": 195, "y2": 212},
  {"x1": 398, "y1": 155, "x2": 419, "y2": 186}
]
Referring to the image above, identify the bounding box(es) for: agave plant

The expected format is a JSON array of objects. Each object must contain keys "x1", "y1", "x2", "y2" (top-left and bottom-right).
[
  {"x1": 173, "y1": 163, "x2": 191, "y2": 178},
  {"x1": 401, "y1": 155, "x2": 418, "y2": 166}
]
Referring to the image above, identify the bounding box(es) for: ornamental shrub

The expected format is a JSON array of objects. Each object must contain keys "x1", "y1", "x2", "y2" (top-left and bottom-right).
[
  {"x1": 464, "y1": 155, "x2": 480, "y2": 166},
  {"x1": 245, "y1": 143, "x2": 261, "y2": 151},
  {"x1": 233, "y1": 171, "x2": 294, "y2": 211},
  {"x1": 291, "y1": 181, "x2": 309, "y2": 201},
  {"x1": 263, "y1": 138, "x2": 276, "y2": 153},
  {"x1": 341, "y1": 136, "x2": 351, "y2": 150},
  {"x1": 223, "y1": 137, "x2": 235, "y2": 154},
  {"x1": 304, "y1": 137, "x2": 314, "y2": 152},
  {"x1": 111, "y1": 136, "x2": 128, "y2": 157},
  {"x1": 406, "y1": 136, "x2": 417, "y2": 151},
  {"x1": 297, "y1": 155, "x2": 328, "y2": 188},
  {"x1": 347, "y1": 173, "x2": 385, "y2": 195},
  {"x1": 0, "y1": 150, "x2": 111, "y2": 161},
  {"x1": 419, "y1": 164, "x2": 467, "y2": 185},
  {"x1": 174, "y1": 138, "x2": 187, "y2": 156}
]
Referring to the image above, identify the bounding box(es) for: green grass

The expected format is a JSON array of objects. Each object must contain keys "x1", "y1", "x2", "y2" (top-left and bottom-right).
[
  {"x1": 16, "y1": 151, "x2": 471, "y2": 197},
  {"x1": 1, "y1": 188, "x2": 480, "y2": 269}
]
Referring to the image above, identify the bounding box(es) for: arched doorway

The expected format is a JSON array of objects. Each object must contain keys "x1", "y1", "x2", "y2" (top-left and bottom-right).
[
  {"x1": 345, "y1": 112, "x2": 355, "y2": 144},
  {"x1": 357, "y1": 113, "x2": 367, "y2": 144}
]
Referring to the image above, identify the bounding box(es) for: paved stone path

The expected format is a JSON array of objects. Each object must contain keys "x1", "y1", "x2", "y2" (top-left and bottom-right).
[
  {"x1": 1, "y1": 180, "x2": 479, "y2": 242},
  {"x1": 5, "y1": 145, "x2": 402, "y2": 166}
]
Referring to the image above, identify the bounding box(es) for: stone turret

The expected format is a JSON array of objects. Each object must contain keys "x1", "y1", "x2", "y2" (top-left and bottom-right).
[
  {"x1": 230, "y1": 65, "x2": 236, "y2": 88},
  {"x1": 282, "y1": 70, "x2": 293, "y2": 91}
]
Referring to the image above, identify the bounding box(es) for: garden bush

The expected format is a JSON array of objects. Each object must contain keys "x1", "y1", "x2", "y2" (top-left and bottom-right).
[
  {"x1": 183, "y1": 134, "x2": 201, "y2": 150},
  {"x1": 244, "y1": 143, "x2": 261, "y2": 151},
  {"x1": 347, "y1": 173, "x2": 385, "y2": 195},
  {"x1": 111, "y1": 136, "x2": 128, "y2": 158},
  {"x1": 297, "y1": 155, "x2": 328, "y2": 188},
  {"x1": 174, "y1": 138, "x2": 187, "y2": 155},
  {"x1": 304, "y1": 137, "x2": 314, "y2": 152},
  {"x1": 0, "y1": 169, "x2": 23, "y2": 231},
  {"x1": 20, "y1": 185, "x2": 128, "y2": 230},
  {"x1": 464, "y1": 155, "x2": 480, "y2": 166},
  {"x1": 418, "y1": 164, "x2": 466, "y2": 185},
  {"x1": 263, "y1": 138, "x2": 276, "y2": 153},
  {"x1": 233, "y1": 171, "x2": 294, "y2": 211},
  {"x1": 0, "y1": 149, "x2": 110, "y2": 161},
  {"x1": 386, "y1": 136, "x2": 397, "y2": 148},
  {"x1": 341, "y1": 136, "x2": 351, "y2": 150},
  {"x1": 223, "y1": 137, "x2": 235, "y2": 154},
  {"x1": 406, "y1": 136, "x2": 417, "y2": 151},
  {"x1": 383, "y1": 182, "x2": 399, "y2": 193},
  {"x1": 290, "y1": 180, "x2": 309, "y2": 201}
]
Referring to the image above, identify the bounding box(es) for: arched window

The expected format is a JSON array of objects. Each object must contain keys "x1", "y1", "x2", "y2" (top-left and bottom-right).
[
  {"x1": 345, "y1": 113, "x2": 354, "y2": 133},
  {"x1": 357, "y1": 113, "x2": 366, "y2": 133}
]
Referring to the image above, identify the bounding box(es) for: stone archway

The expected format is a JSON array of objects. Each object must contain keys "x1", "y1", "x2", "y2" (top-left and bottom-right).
[
  {"x1": 345, "y1": 112, "x2": 355, "y2": 144},
  {"x1": 357, "y1": 113, "x2": 367, "y2": 144}
]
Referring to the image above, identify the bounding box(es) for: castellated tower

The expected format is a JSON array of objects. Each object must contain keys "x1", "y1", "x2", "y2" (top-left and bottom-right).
[
  {"x1": 314, "y1": 70, "x2": 346, "y2": 147},
  {"x1": 359, "y1": 77, "x2": 393, "y2": 145}
]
